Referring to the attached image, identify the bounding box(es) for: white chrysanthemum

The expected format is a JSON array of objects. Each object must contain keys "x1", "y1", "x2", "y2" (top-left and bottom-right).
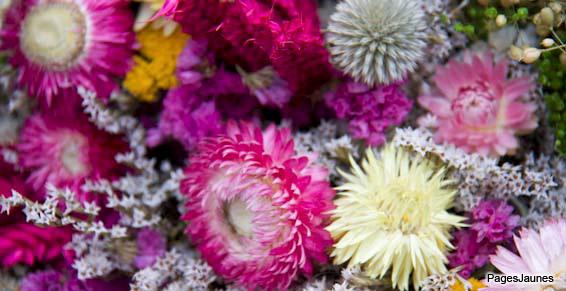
[
  {"x1": 326, "y1": 0, "x2": 427, "y2": 85},
  {"x1": 326, "y1": 145, "x2": 465, "y2": 291}
]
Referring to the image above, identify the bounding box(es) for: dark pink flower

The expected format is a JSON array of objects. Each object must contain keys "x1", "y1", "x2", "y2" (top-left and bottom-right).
[
  {"x1": 20, "y1": 268, "x2": 129, "y2": 291},
  {"x1": 158, "y1": 0, "x2": 332, "y2": 95},
  {"x1": 0, "y1": 161, "x2": 72, "y2": 268}
]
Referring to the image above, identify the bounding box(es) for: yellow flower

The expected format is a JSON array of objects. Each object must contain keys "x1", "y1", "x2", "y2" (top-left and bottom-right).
[
  {"x1": 327, "y1": 144, "x2": 465, "y2": 291},
  {"x1": 451, "y1": 278, "x2": 485, "y2": 291},
  {"x1": 123, "y1": 27, "x2": 188, "y2": 103}
]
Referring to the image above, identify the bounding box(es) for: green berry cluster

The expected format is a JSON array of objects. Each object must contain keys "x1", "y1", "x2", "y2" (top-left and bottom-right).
[{"x1": 538, "y1": 51, "x2": 566, "y2": 155}]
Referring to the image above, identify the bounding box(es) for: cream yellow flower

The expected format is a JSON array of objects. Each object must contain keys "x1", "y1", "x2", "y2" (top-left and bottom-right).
[{"x1": 327, "y1": 144, "x2": 465, "y2": 291}]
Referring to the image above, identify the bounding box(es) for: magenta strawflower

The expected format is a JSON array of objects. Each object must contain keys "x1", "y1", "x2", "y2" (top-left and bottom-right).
[
  {"x1": 16, "y1": 111, "x2": 128, "y2": 199},
  {"x1": 0, "y1": 0, "x2": 136, "y2": 104},
  {"x1": 418, "y1": 50, "x2": 537, "y2": 156},
  {"x1": 181, "y1": 121, "x2": 335, "y2": 289},
  {"x1": 324, "y1": 80, "x2": 412, "y2": 146},
  {"x1": 448, "y1": 200, "x2": 519, "y2": 278}
]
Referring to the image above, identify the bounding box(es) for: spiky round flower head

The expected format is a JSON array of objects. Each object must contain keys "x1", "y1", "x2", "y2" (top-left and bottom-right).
[
  {"x1": 16, "y1": 111, "x2": 128, "y2": 199},
  {"x1": 0, "y1": 0, "x2": 135, "y2": 104},
  {"x1": 181, "y1": 121, "x2": 335, "y2": 290},
  {"x1": 326, "y1": 0, "x2": 427, "y2": 85},
  {"x1": 327, "y1": 144, "x2": 465, "y2": 291}
]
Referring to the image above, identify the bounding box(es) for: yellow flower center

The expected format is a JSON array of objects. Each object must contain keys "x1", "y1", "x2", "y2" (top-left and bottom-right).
[{"x1": 20, "y1": 2, "x2": 86, "y2": 70}]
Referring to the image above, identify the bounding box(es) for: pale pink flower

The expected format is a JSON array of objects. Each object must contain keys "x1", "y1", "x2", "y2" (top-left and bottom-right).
[
  {"x1": 418, "y1": 51, "x2": 537, "y2": 156},
  {"x1": 181, "y1": 121, "x2": 335, "y2": 290},
  {"x1": 485, "y1": 219, "x2": 566, "y2": 290}
]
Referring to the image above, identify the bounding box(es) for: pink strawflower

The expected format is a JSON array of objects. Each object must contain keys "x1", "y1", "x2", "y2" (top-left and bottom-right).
[
  {"x1": 0, "y1": 166, "x2": 72, "y2": 267},
  {"x1": 133, "y1": 228, "x2": 166, "y2": 269},
  {"x1": 325, "y1": 80, "x2": 412, "y2": 146},
  {"x1": 158, "y1": 0, "x2": 333, "y2": 95},
  {"x1": 0, "y1": 0, "x2": 135, "y2": 104},
  {"x1": 16, "y1": 111, "x2": 128, "y2": 199},
  {"x1": 418, "y1": 50, "x2": 537, "y2": 156},
  {"x1": 486, "y1": 219, "x2": 566, "y2": 290},
  {"x1": 448, "y1": 200, "x2": 519, "y2": 278},
  {"x1": 181, "y1": 121, "x2": 335, "y2": 289}
]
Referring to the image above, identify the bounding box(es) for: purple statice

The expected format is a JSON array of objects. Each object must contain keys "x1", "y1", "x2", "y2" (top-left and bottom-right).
[
  {"x1": 146, "y1": 85, "x2": 223, "y2": 151},
  {"x1": 324, "y1": 80, "x2": 412, "y2": 146},
  {"x1": 20, "y1": 269, "x2": 129, "y2": 291},
  {"x1": 448, "y1": 200, "x2": 519, "y2": 278},
  {"x1": 134, "y1": 228, "x2": 166, "y2": 269},
  {"x1": 175, "y1": 39, "x2": 216, "y2": 87}
]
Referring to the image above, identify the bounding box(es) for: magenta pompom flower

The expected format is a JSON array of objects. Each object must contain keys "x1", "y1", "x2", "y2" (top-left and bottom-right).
[
  {"x1": 16, "y1": 111, "x2": 128, "y2": 198},
  {"x1": 418, "y1": 51, "x2": 537, "y2": 156},
  {"x1": 325, "y1": 79, "x2": 412, "y2": 146},
  {"x1": 0, "y1": 0, "x2": 135, "y2": 104},
  {"x1": 181, "y1": 121, "x2": 335, "y2": 289},
  {"x1": 448, "y1": 200, "x2": 519, "y2": 278}
]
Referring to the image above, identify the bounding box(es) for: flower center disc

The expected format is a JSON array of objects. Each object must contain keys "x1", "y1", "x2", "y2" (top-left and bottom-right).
[
  {"x1": 226, "y1": 198, "x2": 254, "y2": 238},
  {"x1": 59, "y1": 132, "x2": 89, "y2": 177},
  {"x1": 20, "y1": 2, "x2": 87, "y2": 70}
]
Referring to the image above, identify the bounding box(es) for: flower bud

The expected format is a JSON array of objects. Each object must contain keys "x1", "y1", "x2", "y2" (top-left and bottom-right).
[
  {"x1": 508, "y1": 45, "x2": 523, "y2": 61},
  {"x1": 540, "y1": 7, "x2": 555, "y2": 27},
  {"x1": 522, "y1": 48, "x2": 541, "y2": 64},
  {"x1": 500, "y1": 0, "x2": 518, "y2": 7},
  {"x1": 541, "y1": 38, "x2": 555, "y2": 47},
  {"x1": 533, "y1": 13, "x2": 542, "y2": 25},
  {"x1": 549, "y1": 2, "x2": 562, "y2": 13},
  {"x1": 496, "y1": 15, "x2": 507, "y2": 27},
  {"x1": 560, "y1": 52, "x2": 566, "y2": 67}
]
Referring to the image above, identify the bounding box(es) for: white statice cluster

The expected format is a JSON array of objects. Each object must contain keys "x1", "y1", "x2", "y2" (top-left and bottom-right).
[
  {"x1": 80, "y1": 87, "x2": 184, "y2": 226},
  {"x1": 0, "y1": 184, "x2": 127, "y2": 237},
  {"x1": 0, "y1": 271, "x2": 20, "y2": 291},
  {"x1": 419, "y1": 271, "x2": 458, "y2": 291},
  {"x1": 393, "y1": 127, "x2": 557, "y2": 210},
  {"x1": 68, "y1": 233, "x2": 141, "y2": 280},
  {"x1": 294, "y1": 120, "x2": 359, "y2": 182},
  {"x1": 524, "y1": 155, "x2": 566, "y2": 228},
  {"x1": 131, "y1": 249, "x2": 215, "y2": 291}
]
